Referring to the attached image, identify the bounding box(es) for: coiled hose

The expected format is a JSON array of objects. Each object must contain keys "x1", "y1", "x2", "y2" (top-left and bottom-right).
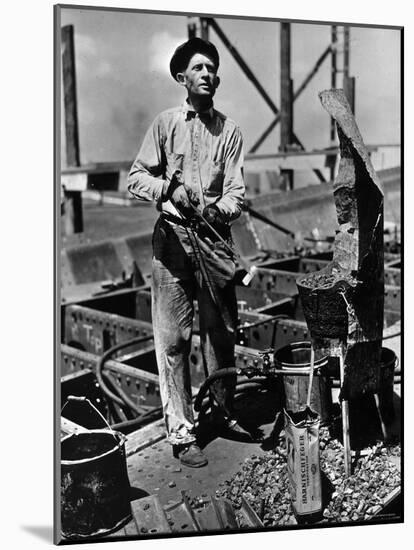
[
  {"x1": 95, "y1": 334, "x2": 155, "y2": 418},
  {"x1": 96, "y1": 335, "x2": 278, "y2": 432},
  {"x1": 95, "y1": 313, "x2": 292, "y2": 430},
  {"x1": 193, "y1": 368, "x2": 270, "y2": 412}
]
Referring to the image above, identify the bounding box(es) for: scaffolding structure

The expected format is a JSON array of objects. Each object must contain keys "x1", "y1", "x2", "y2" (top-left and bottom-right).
[{"x1": 187, "y1": 16, "x2": 356, "y2": 185}]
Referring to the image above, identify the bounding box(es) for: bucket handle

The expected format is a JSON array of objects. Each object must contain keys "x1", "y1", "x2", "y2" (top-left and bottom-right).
[{"x1": 61, "y1": 396, "x2": 119, "y2": 441}]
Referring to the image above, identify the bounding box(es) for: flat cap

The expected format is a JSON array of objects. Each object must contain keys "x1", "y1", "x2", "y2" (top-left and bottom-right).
[{"x1": 169, "y1": 37, "x2": 220, "y2": 80}]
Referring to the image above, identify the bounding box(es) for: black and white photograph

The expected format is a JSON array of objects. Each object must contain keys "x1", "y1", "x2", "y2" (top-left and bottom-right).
[{"x1": 55, "y1": 3, "x2": 402, "y2": 545}]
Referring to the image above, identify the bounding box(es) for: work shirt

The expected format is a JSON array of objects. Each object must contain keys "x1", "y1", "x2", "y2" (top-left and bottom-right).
[{"x1": 127, "y1": 101, "x2": 245, "y2": 222}]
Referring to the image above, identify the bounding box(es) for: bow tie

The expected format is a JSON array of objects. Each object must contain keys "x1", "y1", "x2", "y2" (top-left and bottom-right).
[{"x1": 185, "y1": 110, "x2": 212, "y2": 122}]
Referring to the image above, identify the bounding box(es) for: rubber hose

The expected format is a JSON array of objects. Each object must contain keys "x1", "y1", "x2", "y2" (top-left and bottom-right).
[
  {"x1": 236, "y1": 376, "x2": 277, "y2": 386},
  {"x1": 101, "y1": 371, "x2": 131, "y2": 421},
  {"x1": 102, "y1": 369, "x2": 148, "y2": 416},
  {"x1": 111, "y1": 406, "x2": 163, "y2": 432},
  {"x1": 102, "y1": 371, "x2": 147, "y2": 417},
  {"x1": 197, "y1": 379, "x2": 271, "y2": 413},
  {"x1": 197, "y1": 387, "x2": 260, "y2": 415},
  {"x1": 113, "y1": 378, "x2": 274, "y2": 432},
  {"x1": 232, "y1": 382, "x2": 271, "y2": 393},
  {"x1": 196, "y1": 382, "x2": 275, "y2": 425},
  {"x1": 194, "y1": 367, "x2": 269, "y2": 412},
  {"x1": 193, "y1": 367, "x2": 243, "y2": 412},
  {"x1": 95, "y1": 335, "x2": 154, "y2": 415}
]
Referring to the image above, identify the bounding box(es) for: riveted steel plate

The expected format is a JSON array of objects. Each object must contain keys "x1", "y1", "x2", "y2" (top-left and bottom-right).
[
  {"x1": 130, "y1": 495, "x2": 172, "y2": 535},
  {"x1": 64, "y1": 304, "x2": 153, "y2": 355},
  {"x1": 61, "y1": 345, "x2": 162, "y2": 408}
]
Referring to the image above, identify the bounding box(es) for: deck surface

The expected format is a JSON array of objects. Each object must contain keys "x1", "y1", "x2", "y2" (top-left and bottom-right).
[{"x1": 101, "y1": 371, "x2": 402, "y2": 541}]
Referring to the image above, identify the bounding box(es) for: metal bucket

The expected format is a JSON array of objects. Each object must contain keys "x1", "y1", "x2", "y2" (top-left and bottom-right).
[
  {"x1": 274, "y1": 342, "x2": 332, "y2": 424},
  {"x1": 347, "y1": 347, "x2": 398, "y2": 448},
  {"x1": 61, "y1": 398, "x2": 132, "y2": 539},
  {"x1": 296, "y1": 265, "x2": 355, "y2": 339}
]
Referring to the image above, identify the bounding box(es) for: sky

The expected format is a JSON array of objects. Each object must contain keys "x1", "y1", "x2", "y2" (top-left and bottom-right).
[{"x1": 59, "y1": 7, "x2": 401, "y2": 168}]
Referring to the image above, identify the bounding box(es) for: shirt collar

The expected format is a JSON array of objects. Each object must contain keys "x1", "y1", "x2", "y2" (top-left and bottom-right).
[{"x1": 182, "y1": 100, "x2": 214, "y2": 121}]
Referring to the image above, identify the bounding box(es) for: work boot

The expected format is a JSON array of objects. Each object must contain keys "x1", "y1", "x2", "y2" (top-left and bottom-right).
[{"x1": 173, "y1": 443, "x2": 208, "y2": 468}]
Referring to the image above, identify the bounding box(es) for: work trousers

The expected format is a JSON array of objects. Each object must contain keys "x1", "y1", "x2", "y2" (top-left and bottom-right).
[{"x1": 151, "y1": 217, "x2": 238, "y2": 446}]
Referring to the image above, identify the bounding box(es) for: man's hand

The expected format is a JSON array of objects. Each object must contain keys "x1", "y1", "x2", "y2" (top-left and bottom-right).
[
  {"x1": 165, "y1": 170, "x2": 194, "y2": 218},
  {"x1": 170, "y1": 184, "x2": 194, "y2": 218},
  {"x1": 202, "y1": 204, "x2": 227, "y2": 235}
]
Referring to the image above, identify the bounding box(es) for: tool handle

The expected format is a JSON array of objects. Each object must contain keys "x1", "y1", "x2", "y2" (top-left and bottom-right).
[{"x1": 242, "y1": 266, "x2": 258, "y2": 285}]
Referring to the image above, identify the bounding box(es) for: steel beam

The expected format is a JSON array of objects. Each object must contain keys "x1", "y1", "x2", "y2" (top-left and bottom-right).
[
  {"x1": 64, "y1": 304, "x2": 154, "y2": 355},
  {"x1": 342, "y1": 27, "x2": 355, "y2": 114},
  {"x1": 61, "y1": 344, "x2": 162, "y2": 408},
  {"x1": 61, "y1": 337, "x2": 271, "y2": 405},
  {"x1": 64, "y1": 291, "x2": 300, "y2": 351},
  {"x1": 238, "y1": 316, "x2": 309, "y2": 351},
  {"x1": 61, "y1": 24, "x2": 83, "y2": 235},
  {"x1": 384, "y1": 267, "x2": 400, "y2": 287},
  {"x1": 207, "y1": 23, "x2": 334, "y2": 178},
  {"x1": 343, "y1": 75, "x2": 356, "y2": 114},
  {"x1": 63, "y1": 267, "x2": 398, "y2": 360},
  {"x1": 330, "y1": 26, "x2": 338, "y2": 143},
  {"x1": 280, "y1": 22, "x2": 293, "y2": 151},
  {"x1": 250, "y1": 268, "x2": 298, "y2": 295},
  {"x1": 208, "y1": 18, "x2": 280, "y2": 115},
  {"x1": 280, "y1": 22, "x2": 294, "y2": 190},
  {"x1": 343, "y1": 26, "x2": 350, "y2": 78},
  {"x1": 328, "y1": 25, "x2": 338, "y2": 181},
  {"x1": 62, "y1": 25, "x2": 80, "y2": 166},
  {"x1": 187, "y1": 16, "x2": 197, "y2": 39},
  {"x1": 200, "y1": 17, "x2": 209, "y2": 40},
  {"x1": 249, "y1": 45, "x2": 332, "y2": 155},
  {"x1": 252, "y1": 260, "x2": 400, "y2": 311},
  {"x1": 187, "y1": 16, "x2": 209, "y2": 40},
  {"x1": 384, "y1": 285, "x2": 401, "y2": 313}
]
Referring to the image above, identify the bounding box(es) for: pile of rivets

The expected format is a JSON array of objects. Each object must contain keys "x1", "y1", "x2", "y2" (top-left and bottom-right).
[{"x1": 215, "y1": 427, "x2": 400, "y2": 526}]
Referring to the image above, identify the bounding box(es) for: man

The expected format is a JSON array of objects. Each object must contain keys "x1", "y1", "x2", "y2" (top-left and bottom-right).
[{"x1": 127, "y1": 37, "x2": 246, "y2": 468}]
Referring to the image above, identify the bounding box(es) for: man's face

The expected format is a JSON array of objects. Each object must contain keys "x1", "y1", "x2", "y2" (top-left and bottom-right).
[{"x1": 177, "y1": 53, "x2": 219, "y2": 99}]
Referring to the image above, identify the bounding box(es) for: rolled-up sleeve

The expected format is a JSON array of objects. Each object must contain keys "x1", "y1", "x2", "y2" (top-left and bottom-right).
[
  {"x1": 214, "y1": 126, "x2": 245, "y2": 222},
  {"x1": 127, "y1": 115, "x2": 167, "y2": 203}
]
